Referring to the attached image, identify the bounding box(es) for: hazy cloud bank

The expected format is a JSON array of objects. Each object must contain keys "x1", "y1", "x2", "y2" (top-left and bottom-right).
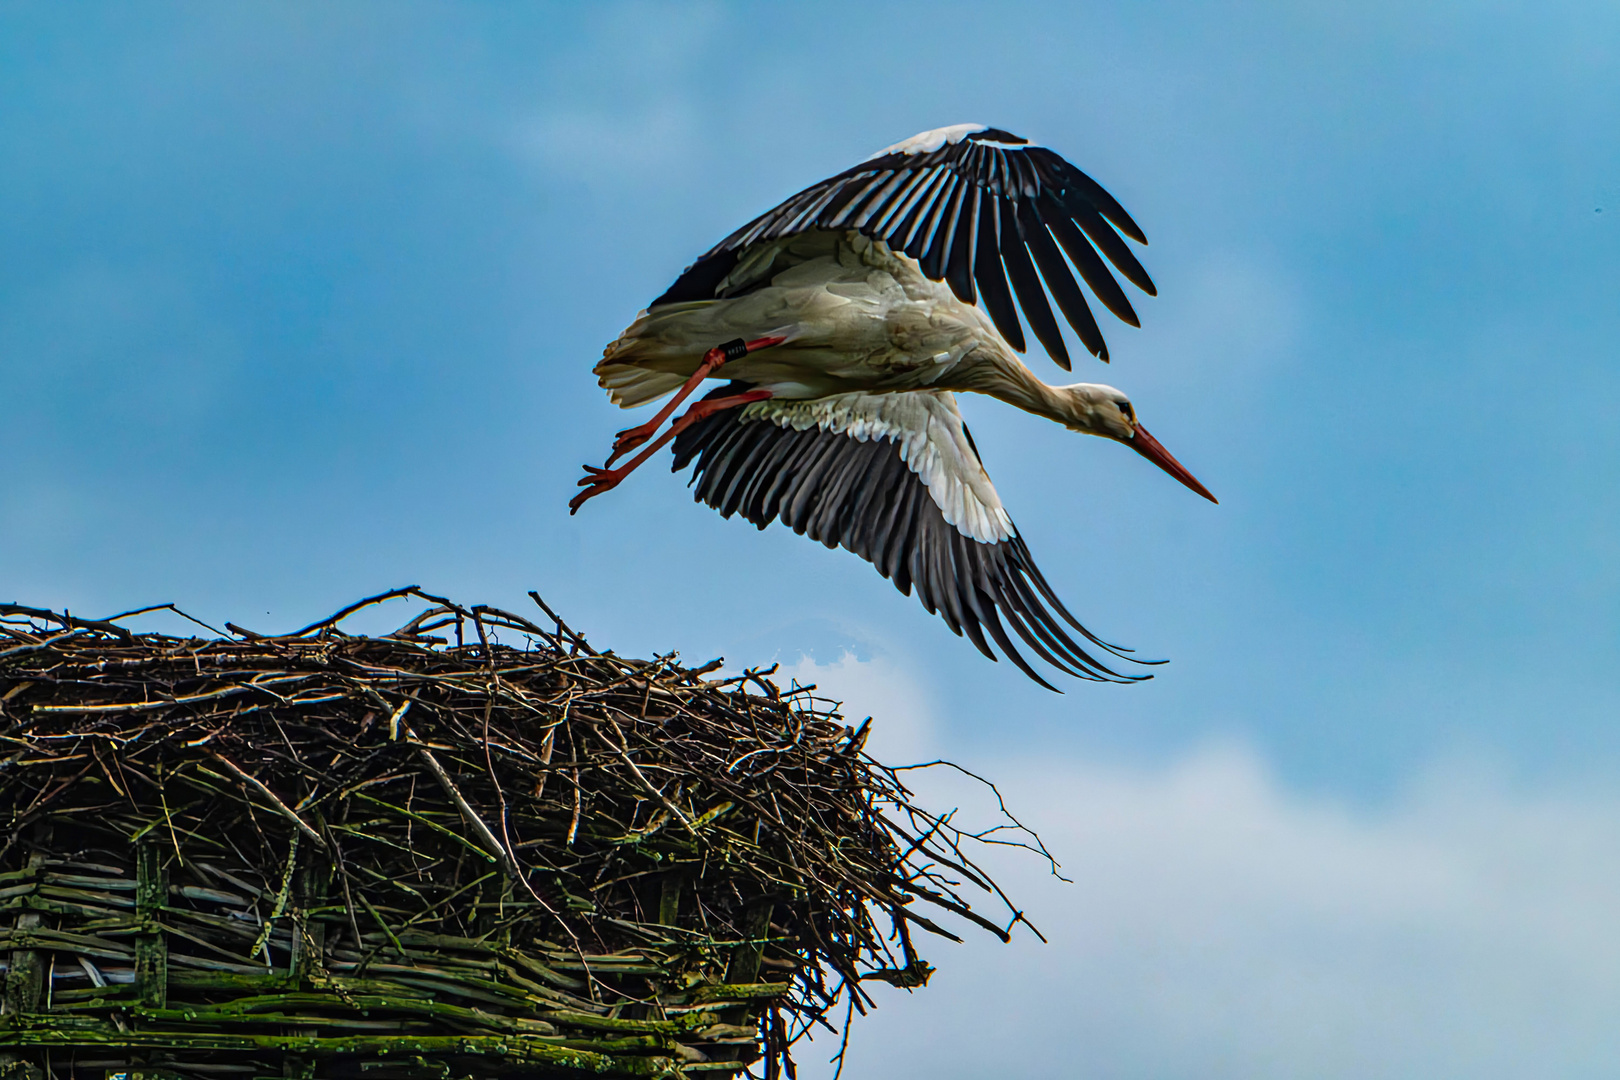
[{"x1": 784, "y1": 652, "x2": 1620, "y2": 1079}]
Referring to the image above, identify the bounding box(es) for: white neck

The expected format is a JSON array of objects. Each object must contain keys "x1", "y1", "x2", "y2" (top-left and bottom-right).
[{"x1": 948, "y1": 350, "x2": 1101, "y2": 432}]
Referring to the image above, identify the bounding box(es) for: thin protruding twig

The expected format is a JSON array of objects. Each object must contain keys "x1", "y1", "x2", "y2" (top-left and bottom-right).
[
  {"x1": 209, "y1": 751, "x2": 329, "y2": 851},
  {"x1": 402, "y1": 724, "x2": 518, "y2": 878}
]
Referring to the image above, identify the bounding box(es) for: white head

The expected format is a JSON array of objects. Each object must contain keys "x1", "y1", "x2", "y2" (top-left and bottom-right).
[
  {"x1": 1055, "y1": 383, "x2": 1217, "y2": 503},
  {"x1": 959, "y1": 352, "x2": 1218, "y2": 503},
  {"x1": 1053, "y1": 382, "x2": 1140, "y2": 439}
]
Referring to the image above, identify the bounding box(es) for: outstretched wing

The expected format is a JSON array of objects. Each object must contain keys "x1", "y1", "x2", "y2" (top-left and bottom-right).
[
  {"x1": 670, "y1": 384, "x2": 1155, "y2": 690},
  {"x1": 652, "y1": 123, "x2": 1156, "y2": 369}
]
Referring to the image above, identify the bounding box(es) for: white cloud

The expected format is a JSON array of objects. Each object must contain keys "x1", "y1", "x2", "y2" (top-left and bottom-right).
[
  {"x1": 781, "y1": 653, "x2": 1620, "y2": 1079},
  {"x1": 776, "y1": 648, "x2": 938, "y2": 764}
]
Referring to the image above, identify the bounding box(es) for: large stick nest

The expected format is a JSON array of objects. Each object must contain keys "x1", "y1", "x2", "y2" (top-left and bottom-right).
[{"x1": 0, "y1": 589, "x2": 1046, "y2": 1080}]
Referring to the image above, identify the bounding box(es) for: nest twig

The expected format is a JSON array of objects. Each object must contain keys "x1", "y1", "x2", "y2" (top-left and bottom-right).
[{"x1": 0, "y1": 589, "x2": 1053, "y2": 1080}]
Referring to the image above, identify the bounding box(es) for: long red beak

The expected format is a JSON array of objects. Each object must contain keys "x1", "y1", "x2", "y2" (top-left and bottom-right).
[{"x1": 1129, "y1": 424, "x2": 1218, "y2": 504}]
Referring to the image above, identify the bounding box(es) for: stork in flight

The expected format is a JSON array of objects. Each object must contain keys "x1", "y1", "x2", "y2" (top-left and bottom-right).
[{"x1": 571, "y1": 123, "x2": 1216, "y2": 689}]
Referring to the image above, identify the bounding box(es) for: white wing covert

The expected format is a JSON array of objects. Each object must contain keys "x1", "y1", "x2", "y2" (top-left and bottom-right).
[{"x1": 670, "y1": 384, "x2": 1154, "y2": 689}]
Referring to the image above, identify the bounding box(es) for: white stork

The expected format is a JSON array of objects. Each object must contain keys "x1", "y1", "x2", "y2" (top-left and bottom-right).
[{"x1": 572, "y1": 123, "x2": 1216, "y2": 689}]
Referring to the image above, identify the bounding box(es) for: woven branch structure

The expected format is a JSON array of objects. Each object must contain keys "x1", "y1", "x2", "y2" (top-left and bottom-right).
[{"x1": 0, "y1": 589, "x2": 1039, "y2": 1080}]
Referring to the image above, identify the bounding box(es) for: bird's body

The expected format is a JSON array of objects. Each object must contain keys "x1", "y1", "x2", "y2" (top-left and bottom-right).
[
  {"x1": 599, "y1": 230, "x2": 1005, "y2": 405},
  {"x1": 574, "y1": 124, "x2": 1215, "y2": 689}
]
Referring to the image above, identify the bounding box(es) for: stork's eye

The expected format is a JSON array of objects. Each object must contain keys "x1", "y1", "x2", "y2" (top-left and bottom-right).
[{"x1": 1118, "y1": 402, "x2": 1135, "y2": 420}]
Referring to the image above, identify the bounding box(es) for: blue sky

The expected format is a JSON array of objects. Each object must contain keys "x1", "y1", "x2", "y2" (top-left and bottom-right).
[{"x1": 3, "y1": 4, "x2": 1618, "y2": 1075}]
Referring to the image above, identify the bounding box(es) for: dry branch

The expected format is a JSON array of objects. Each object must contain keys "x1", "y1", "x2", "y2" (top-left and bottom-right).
[{"x1": 0, "y1": 590, "x2": 1049, "y2": 1079}]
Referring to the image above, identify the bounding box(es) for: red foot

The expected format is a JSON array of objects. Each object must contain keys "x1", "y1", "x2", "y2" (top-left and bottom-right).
[
  {"x1": 607, "y1": 420, "x2": 661, "y2": 465},
  {"x1": 569, "y1": 464, "x2": 627, "y2": 515}
]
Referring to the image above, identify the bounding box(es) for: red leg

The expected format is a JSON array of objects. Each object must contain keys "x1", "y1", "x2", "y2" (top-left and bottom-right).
[
  {"x1": 667, "y1": 388, "x2": 775, "y2": 432},
  {"x1": 571, "y1": 389, "x2": 774, "y2": 514},
  {"x1": 606, "y1": 335, "x2": 785, "y2": 465}
]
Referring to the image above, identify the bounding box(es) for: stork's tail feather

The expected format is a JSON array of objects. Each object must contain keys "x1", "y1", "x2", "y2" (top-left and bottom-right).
[
  {"x1": 595, "y1": 302, "x2": 796, "y2": 409},
  {"x1": 592, "y1": 302, "x2": 712, "y2": 408},
  {"x1": 596, "y1": 302, "x2": 722, "y2": 368},
  {"x1": 595, "y1": 363, "x2": 689, "y2": 409}
]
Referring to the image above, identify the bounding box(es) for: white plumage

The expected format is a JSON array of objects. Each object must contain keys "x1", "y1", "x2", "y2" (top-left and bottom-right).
[
  {"x1": 870, "y1": 122, "x2": 992, "y2": 159},
  {"x1": 597, "y1": 231, "x2": 996, "y2": 407},
  {"x1": 746, "y1": 391, "x2": 1013, "y2": 545},
  {"x1": 573, "y1": 124, "x2": 1216, "y2": 688}
]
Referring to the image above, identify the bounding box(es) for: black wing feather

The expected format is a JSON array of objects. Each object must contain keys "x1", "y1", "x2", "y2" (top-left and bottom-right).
[
  {"x1": 999, "y1": 196, "x2": 1071, "y2": 370},
  {"x1": 1041, "y1": 194, "x2": 1140, "y2": 328},
  {"x1": 974, "y1": 194, "x2": 1025, "y2": 352},
  {"x1": 1039, "y1": 150, "x2": 1148, "y2": 244},
  {"x1": 652, "y1": 127, "x2": 1154, "y2": 366},
  {"x1": 670, "y1": 386, "x2": 1153, "y2": 688},
  {"x1": 1021, "y1": 200, "x2": 1109, "y2": 361},
  {"x1": 1066, "y1": 197, "x2": 1156, "y2": 296},
  {"x1": 920, "y1": 179, "x2": 963, "y2": 281},
  {"x1": 943, "y1": 186, "x2": 979, "y2": 304}
]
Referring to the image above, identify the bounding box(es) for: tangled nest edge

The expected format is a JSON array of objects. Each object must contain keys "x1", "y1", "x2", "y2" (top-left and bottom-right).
[{"x1": 0, "y1": 587, "x2": 1058, "y2": 1079}]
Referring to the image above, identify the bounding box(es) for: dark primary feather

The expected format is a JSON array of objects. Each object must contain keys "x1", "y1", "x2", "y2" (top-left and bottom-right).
[
  {"x1": 670, "y1": 385, "x2": 1154, "y2": 690},
  {"x1": 651, "y1": 127, "x2": 1155, "y2": 366}
]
